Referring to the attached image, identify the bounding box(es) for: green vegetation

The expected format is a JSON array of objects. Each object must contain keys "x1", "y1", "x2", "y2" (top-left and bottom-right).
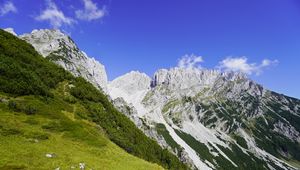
[
  {"x1": 0, "y1": 29, "x2": 187, "y2": 169},
  {"x1": 0, "y1": 31, "x2": 72, "y2": 97},
  {"x1": 0, "y1": 98, "x2": 162, "y2": 170},
  {"x1": 232, "y1": 134, "x2": 248, "y2": 149},
  {"x1": 174, "y1": 129, "x2": 215, "y2": 163},
  {"x1": 174, "y1": 129, "x2": 268, "y2": 170},
  {"x1": 204, "y1": 117, "x2": 218, "y2": 127},
  {"x1": 251, "y1": 115, "x2": 300, "y2": 161},
  {"x1": 156, "y1": 123, "x2": 182, "y2": 155},
  {"x1": 216, "y1": 144, "x2": 267, "y2": 170},
  {"x1": 162, "y1": 100, "x2": 180, "y2": 113},
  {"x1": 46, "y1": 52, "x2": 71, "y2": 64},
  {"x1": 267, "y1": 99, "x2": 300, "y2": 133},
  {"x1": 142, "y1": 91, "x2": 154, "y2": 103}
]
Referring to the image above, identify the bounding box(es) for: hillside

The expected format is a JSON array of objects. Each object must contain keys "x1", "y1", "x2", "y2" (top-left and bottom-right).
[{"x1": 0, "y1": 29, "x2": 187, "y2": 169}]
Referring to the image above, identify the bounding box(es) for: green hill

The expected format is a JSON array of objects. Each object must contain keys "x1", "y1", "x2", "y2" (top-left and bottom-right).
[{"x1": 0, "y1": 29, "x2": 187, "y2": 170}]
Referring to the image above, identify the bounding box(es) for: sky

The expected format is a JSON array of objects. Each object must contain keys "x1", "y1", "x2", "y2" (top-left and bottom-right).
[{"x1": 0, "y1": 0, "x2": 300, "y2": 98}]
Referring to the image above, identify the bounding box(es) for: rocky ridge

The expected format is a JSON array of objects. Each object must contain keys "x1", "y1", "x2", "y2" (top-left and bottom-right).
[{"x1": 108, "y1": 68, "x2": 300, "y2": 170}]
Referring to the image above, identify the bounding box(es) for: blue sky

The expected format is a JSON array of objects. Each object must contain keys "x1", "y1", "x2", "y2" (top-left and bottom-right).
[{"x1": 1, "y1": 0, "x2": 300, "y2": 98}]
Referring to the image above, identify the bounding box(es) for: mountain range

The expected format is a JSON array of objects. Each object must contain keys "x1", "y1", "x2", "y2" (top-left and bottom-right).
[{"x1": 1, "y1": 28, "x2": 300, "y2": 170}]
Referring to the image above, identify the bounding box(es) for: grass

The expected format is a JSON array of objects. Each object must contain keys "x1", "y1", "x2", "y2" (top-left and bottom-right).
[
  {"x1": 0, "y1": 98, "x2": 162, "y2": 170},
  {"x1": 0, "y1": 135, "x2": 162, "y2": 170}
]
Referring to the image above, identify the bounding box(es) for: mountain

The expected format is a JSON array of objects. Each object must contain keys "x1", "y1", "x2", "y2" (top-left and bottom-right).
[
  {"x1": 0, "y1": 29, "x2": 187, "y2": 169},
  {"x1": 7, "y1": 28, "x2": 300, "y2": 170},
  {"x1": 109, "y1": 68, "x2": 300, "y2": 170}
]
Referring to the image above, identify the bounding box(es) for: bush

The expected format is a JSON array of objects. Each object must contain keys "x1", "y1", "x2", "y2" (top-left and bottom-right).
[
  {"x1": 8, "y1": 100, "x2": 20, "y2": 112},
  {"x1": 24, "y1": 105, "x2": 37, "y2": 115},
  {"x1": 8, "y1": 100, "x2": 37, "y2": 115},
  {"x1": 63, "y1": 95, "x2": 77, "y2": 104}
]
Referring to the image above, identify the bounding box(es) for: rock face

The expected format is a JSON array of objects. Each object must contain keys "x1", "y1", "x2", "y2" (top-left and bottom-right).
[
  {"x1": 152, "y1": 68, "x2": 220, "y2": 90},
  {"x1": 19, "y1": 29, "x2": 108, "y2": 93}
]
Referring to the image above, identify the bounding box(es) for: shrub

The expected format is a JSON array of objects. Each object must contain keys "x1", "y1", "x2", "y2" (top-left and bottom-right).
[
  {"x1": 63, "y1": 95, "x2": 77, "y2": 104},
  {"x1": 24, "y1": 105, "x2": 37, "y2": 115},
  {"x1": 8, "y1": 100, "x2": 20, "y2": 112}
]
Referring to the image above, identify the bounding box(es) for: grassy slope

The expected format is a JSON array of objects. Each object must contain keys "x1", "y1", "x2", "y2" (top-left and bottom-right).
[
  {"x1": 0, "y1": 29, "x2": 186, "y2": 169},
  {"x1": 0, "y1": 95, "x2": 162, "y2": 170}
]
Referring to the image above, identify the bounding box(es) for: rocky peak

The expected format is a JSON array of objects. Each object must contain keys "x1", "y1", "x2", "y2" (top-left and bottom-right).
[
  {"x1": 152, "y1": 67, "x2": 220, "y2": 89},
  {"x1": 19, "y1": 29, "x2": 108, "y2": 93},
  {"x1": 151, "y1": 67, "x2": 252, "y2": 92},
  {"x1": 109, "y1": 71, "x2": 151, "y2": 95},
  {"x1": 4, "y1": 28, "x2": 17, "y2": 36},
  {"x1": 221, "y1": 71, "x2": 248, "y2": 81},
  {"x1": 20, "y1": 29, "x2": 71, "y2": 57}
]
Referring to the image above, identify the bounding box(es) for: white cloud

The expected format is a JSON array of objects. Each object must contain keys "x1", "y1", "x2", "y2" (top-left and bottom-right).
[
  {"x1": 35, "y1": 0, "x2": 75, "y2": 28},
  {"x1": 177, "y1": 54, "x2": 204, "y2": 69},
  {"x1": 218, "y1": 57, "x2": 278, "y2": 75},
  {"x1": 262, "y1": 59, "x2": 278, "y2": 67},
  {"x1": 76, "y1": 0, "x2": 106, "y2": 21},
  {"x1": 0, "y1": 1, "x2": 17, "y2": 16}
]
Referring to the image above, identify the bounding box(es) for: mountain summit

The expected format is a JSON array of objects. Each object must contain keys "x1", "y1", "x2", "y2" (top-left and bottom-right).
[{"x1": 20, "y1": 29, "x2": 108, "y2": 93}]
